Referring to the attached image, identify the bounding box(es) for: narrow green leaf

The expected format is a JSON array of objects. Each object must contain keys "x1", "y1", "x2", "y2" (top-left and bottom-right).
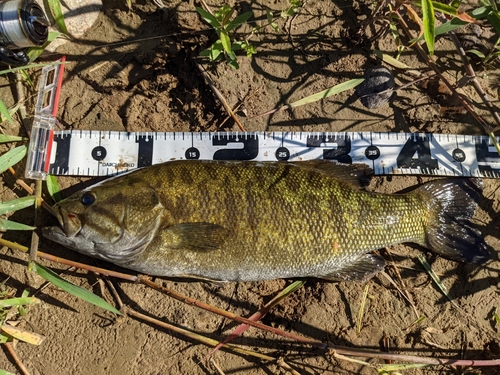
[
  {"x1": 287, "y1": 78, "x2": 364, "y2": 108},
  {"x1": 417, "y1": 255, "x2": 459, "y2": 308},
  {"x1": 226, "y1": 11, "x2": 253, "y2": 32},
  {"x1": 356, "y1": 284, "x2": 370, "y2": 334},
  {"x1": 434, "y1": 18, "x2": 468, "y2": 35},
  {"x1": 488, "y1": 132, "x2": 500, "y2": 156},
  {"x1": 422, "y1": 0, "x2": 435, "y2": 55},
  {"x1": 0, "y1": 61, "x2": 66, "y2": 76},
  {"x1": 0, "y1": 100, "x2": 13, "y2": 125},
  {"x1": 47, "y1": 0, "x2": 68, "y2": 34},
  {"x1": 373, "y1": 50, "x2": 411, "y2": 69},
  {"x1": 0, "y1": 219, "x2": 35, "y2": 231},
  {"x1": 27, "y1": 31, "x2": 62, "y2": 62},
  {"x1": 46, "y1": 175, "x2": 62, "y2": 202},
  {"x1": 220, "y1": 30, "x2": 232, "y2": 55},
  {"x1": 196, "y1": 7, "x2": 220, "y2": 29},
  {"x1": 0, "y1": 196, "x2": 36, "y2": 215},
  {"x1": 466, "y1": 49, "x2": 486, "y2": 58},
  {"x1": 0, "y1": 297, "x2": 38, "y2": 309},
  {"x1": 431, "y1": 1, "x2": 458, "y2": 16},
  {"x1": 32, "y1": 262, "x2": 121, "y2": 315},
  {"x1": 0, "y1": 145, "x2": 28, "y2": 174},
  {"x1": 0, "y1": 135, "x2": 25, "y2": 143},
  {"x1": 486, "y1": 11, "x2": 500, "y2": 35}
]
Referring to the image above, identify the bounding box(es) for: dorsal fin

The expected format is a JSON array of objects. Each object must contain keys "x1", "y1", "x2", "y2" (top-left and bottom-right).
[{"x1": 290, "y1": 160, "x2": 373, "y2": 187}]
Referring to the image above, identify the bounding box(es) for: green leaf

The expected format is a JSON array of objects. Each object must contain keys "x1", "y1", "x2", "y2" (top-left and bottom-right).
[
  {"x1": 196, "y1": 7, "x2": 220, "y2": 29},
  {"x1": 0, "y1": 61, "x2": 66, "y2": 76},
  {"x1": 0, "y1": 196, "x2": 36, "y2": 215},
  {"x1": 27, "y1": 31, "x2": 62, "y2": 62},
  {"x1": 220, "y1": 30, "x2": 232, "y2": 55},
  {"x1": 0, "y1": 218, "x2": 35, "y2": 231},
  {"x1": 258, "y1": 78, "x2": 364, "y2": 116},
  {"x1": 0, "y1": 135, "x2": 26, "y2": 143},
  {"x1": 32, "y1": 262, "x2": 121, "y2": 315},
  {"x1": 0, "y1": 145, "x2": 27, "y2": 174},
  {"x1": 0, "y1": 297, "x2": 38, "y2": 309},
  {"x1": 228, "y1": 57, "x2": 240, "y2": 69},
  {"x1": 226, "y1": 11, "x2": 253, "y2": 32},
  {"x1": 0, "y1": 369, "x2": 15, "y2": 375},
  {"x1": 47, "y1": 0, "x2": 68, "y2": 34},
  {"x1": 431, "y1": 1, "x2": 458, "y2": 17},
  {"x1": 285, "y1": 78, "x2": 364, "y2": 108},
  {"x1": 486, "y1": 11, "x2": 500, "y2": 35},
  {"x1": 46, "y1": 175, "x2": 62, "y2": 202},
  {"x1": 422, "y1": 0, "x2": 435, "y2": 55},
  {"x1": 0, "y1": 100, "x2": 13, "y2": 125},
  {"x1": 434, "y1": 17, "x2": 469, "y2": 35},
  {"x1": 466, "y1": 49, "x2": 486, "y2": 58}
]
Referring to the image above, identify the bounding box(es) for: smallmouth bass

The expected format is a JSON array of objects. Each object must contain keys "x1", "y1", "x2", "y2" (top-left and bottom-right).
[{"x1": 43, "y1": 160, "x2": 489, "y2": 282}]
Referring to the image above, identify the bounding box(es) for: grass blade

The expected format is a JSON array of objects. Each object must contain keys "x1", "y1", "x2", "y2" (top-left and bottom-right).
[
  {"x1": 46, "y1": 0, "x2": 68, "y2": 34},
  {"x1": 0, "y1": 100, "x2": 13, "y2": 125},
  {"x1": 0, "y1": 196, "x2": 36, "y2": 215},
  {"x1": 417, "y1": 255, "x2": 459, "y2": 308},
  {"x1": 0, "y1": 297, "x2": 38, "y2": 309},
  {"x1": 27, "y1": 31, "x2": 62, "y2": 62},
  {"x1": 207, "y1": 279, "x2": 307, "y2": 357},
  {"x1": 421, "y1": 0, "x2": 435, "y2": 55},
  {"x1": 32, "y1": 262, "x2": 121, "y2": 315},
  {"x1": 1, "y1": 323, "x2": 45, "y2": 345},
  {"x1": 0, "y1": 145, "x2": 27, "y2": 174},
  {"x1": 356, "y1": 284, "x2": 370, "y2": 333},
  {"x1": 0, "y1": 219, "x2": 35, "y2": 231},
  {"x1": 0, "y1": 135, "x2": 26, "y2": 143},
  {"x1": 0, "y1": 61, "x2": 66, "y2": 76},
  {"x1": 46, "y1": 175, "x2": 62, "y2": 202},
  {"x1": 258, "y1": 78, "x2": 364, "y2": 116}
]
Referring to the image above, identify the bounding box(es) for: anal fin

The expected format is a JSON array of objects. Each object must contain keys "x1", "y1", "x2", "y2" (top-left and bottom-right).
[{"x1": 320, "y1": 254, "x2": 385, "y2": 282}]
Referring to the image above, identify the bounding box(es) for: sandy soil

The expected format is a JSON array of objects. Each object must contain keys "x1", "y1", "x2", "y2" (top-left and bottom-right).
[{"x1": 1, "y1": 0, "x2": 500, "y2": 374}]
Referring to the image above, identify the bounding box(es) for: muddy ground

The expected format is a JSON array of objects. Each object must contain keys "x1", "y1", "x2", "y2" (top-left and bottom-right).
[{"x1": 1, "y1": 0, "x2": 500, "y2": 374}]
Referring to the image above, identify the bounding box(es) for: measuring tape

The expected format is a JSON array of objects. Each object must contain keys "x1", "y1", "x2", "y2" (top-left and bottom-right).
[{"x1": 24, "y1": 61, "x2": 500, "y2": 179}]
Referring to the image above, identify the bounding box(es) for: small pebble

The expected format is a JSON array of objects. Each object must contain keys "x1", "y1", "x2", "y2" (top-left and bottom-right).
[{"x1": 356, "y1": 65, "x2": 395, "y2": 109}]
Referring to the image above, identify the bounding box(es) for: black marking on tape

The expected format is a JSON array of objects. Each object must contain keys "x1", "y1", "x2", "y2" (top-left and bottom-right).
[
  {"x1": 49, "y1": 133, "x2": 71, "y2": 174},
  {"x1": 396, "y1": 136, "x2": 438, "y2": 170},
  {"x1": 213, "y1": 134, "x2": 259, "y2": 160},
  {"x1": 136, "y1": 135, "x2": 154, "y2": 167}
]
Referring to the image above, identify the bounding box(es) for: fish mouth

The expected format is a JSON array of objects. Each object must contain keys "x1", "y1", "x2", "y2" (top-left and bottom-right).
[{"x1": 52, "y1": 205, "x2": 83, "y2": 238}]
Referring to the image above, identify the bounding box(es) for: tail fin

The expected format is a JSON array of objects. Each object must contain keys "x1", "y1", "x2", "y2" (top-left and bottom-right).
[{"x1": 416, "y1": 178, "x2": 489, "y2": 264}]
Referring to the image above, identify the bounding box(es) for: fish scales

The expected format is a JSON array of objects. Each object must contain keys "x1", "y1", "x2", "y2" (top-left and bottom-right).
[{"x1": 43, "y1": 160, "x2": 490, "y2": 282}]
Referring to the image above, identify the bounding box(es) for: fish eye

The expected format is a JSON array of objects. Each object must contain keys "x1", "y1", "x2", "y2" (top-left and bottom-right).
[{"x1": 80, "y1": 192, "x2": 96, "y2": 206}]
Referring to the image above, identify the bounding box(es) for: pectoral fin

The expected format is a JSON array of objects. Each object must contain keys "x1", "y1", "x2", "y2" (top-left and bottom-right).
[
  {"x1": 162, "y1": 223, "x2": 230, "y2": 252},
  {"x1": 320, "y1": 254, "x2": 385, "y2": 282}
]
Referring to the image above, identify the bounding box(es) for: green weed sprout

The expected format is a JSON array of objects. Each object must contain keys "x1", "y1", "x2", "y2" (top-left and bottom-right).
[{"x1": 197, "y1": 5, "x2": 254, "y2": 69}]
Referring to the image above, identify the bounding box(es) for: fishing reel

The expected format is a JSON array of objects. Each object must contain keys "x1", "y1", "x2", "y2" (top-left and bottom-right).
[{"x1": 0, "y1": 0, "x2": 49, "y2": 66}]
